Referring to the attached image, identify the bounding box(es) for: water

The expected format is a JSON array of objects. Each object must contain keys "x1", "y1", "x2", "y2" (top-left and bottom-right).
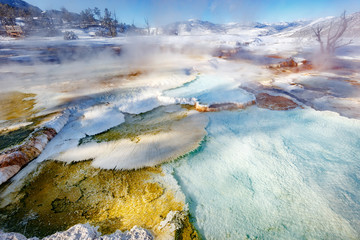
[{"x1": 167, "y1": 107, "x2": 360, "y2": 239}]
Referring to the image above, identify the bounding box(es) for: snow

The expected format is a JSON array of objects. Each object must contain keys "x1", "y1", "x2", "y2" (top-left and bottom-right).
[
  {"x1": 165, "y1": 74, "x2": 255, "y2": 105},
  {"x1": 80, "y1": 105, "x2": 125, "y2": 136},
  {"x1": 33, "y1": 103, "x2": 126, "y2": 164},
  {"x1": 56, "y1": 107, "x2": 208, "y2": 170}
]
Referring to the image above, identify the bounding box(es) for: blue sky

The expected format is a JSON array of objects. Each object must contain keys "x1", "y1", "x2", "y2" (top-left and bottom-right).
[{"x1": 26, "y1": 0, "x2": 360, "y2": 26}]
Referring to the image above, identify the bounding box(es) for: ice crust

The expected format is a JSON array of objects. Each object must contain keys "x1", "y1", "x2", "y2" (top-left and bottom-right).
[
  {"x1": 167, "y1": 107, "x2": 360, "y2": 239},
  {"x1": 80, "y1": 105, "x2": 125, "y2": 136},
  {"x1": 165, "y1": 74, "x2": 255, "y2": 105},
  {"x1": 56, "y1": 108, "x2": 208, "y2": 170},
  {"x1": 21, "y1": 103, "x2": 126, "y2": 168}
]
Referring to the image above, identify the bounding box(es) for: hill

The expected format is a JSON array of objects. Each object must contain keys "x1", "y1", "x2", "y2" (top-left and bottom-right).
[{"x1": 0, "y1": 0, "x2": 41, "y2": 14}]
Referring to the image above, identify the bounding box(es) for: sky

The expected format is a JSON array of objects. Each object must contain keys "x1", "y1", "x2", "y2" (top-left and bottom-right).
[{"x1": 25, "y1": 0, "x2": 360, "y2": 26}]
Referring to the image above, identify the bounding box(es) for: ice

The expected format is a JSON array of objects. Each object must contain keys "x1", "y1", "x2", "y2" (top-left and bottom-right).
[
  {"x1": 114, "y1": 88, "x2": 172, "y2": 115},
  {"x1": 25, "y1": 103, "x2": 125, "y2": 168},
  {"x1": 56, "y1": 107, "x2": 208, "y2": 170},
  {"x1": 166, "y1": 107, "x2": 360, "y2": 239},
  {"x1": 165, "y1": 74, "x2": 255, "y2": 106},
  {"x1": 80, "y1": 105, "x2": 125, "y2": 136}
]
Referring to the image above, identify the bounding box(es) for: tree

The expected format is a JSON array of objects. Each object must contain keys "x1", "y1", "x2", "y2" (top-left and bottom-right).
[
  {"x1": 0, "y1": 4, "x2": 16, "y2": 25},
  {"x1": 93, "y1": 7, "x2": 101, "y2": 20},
  {"x1": 22, "y1": 8, "x2": 39, "y2": 35},
  {"x1": 40, "y1": 11, "x2": 59, "y2": 36},
  {"x1": 61, "y1": 7, "x2": 73, "y2": 24},
  {"x1": 312, "y1": 11, "x2": 352, "y2": 55},
  {"x1": 144, "y1": 17, "x2": 150, "y2": 35},
  {"x1": 101, "y1": 8, "x2": 117, "y2": 37},
  {"x1": 80, "y1": 8, "x2": 95, "y2": 26}
]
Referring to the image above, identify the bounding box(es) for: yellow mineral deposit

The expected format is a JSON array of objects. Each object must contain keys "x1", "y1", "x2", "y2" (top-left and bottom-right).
[
  {"x1": 0, "y1": 160, "x2": 199, "y2": 239},
  {"x1": 0, "y1": 91, "x2": 37, "y2": 120}
]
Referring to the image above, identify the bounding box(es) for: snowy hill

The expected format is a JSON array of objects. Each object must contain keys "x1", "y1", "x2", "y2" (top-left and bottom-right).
[
  {"x1": 289, "y1": 11, "x2": 360, "y2": 39},
  {"x1": 159, "y1": 19, "x2": 309, "y2": 36},
  {"x1": 161, "y1": 19, "x2": 226, "y2": 35},
  {"x1": 0, "y1": 0, "x2": 41, "y2": 13}
]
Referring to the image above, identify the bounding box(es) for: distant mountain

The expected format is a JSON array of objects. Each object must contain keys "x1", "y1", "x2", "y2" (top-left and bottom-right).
[
  {"x1": 0, "y1": 0, "x2": 42, "y2": 14},
  {"x1": 159, "y1": 13, "x2": 359, "y2": 39},
  {"x1": 159, "y1": 19, "x2": 309, "y2": 37},
  {"x1": 161, "y1": 19, "x2": 226, "y2": 35},
  {"x1": 252, "y1": 21, "x2": 311, "y2": 35}
]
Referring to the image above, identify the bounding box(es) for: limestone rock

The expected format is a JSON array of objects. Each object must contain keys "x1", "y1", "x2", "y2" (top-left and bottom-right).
[
  {"x1": 0, "y1": 224, "x2": 154, "y2": 240},
  {"x1": 0, "y1": 128, "x2": 57, "y2": 185},
  {"x1": 195, "y1": 101, "x2": 255, "y2": 112}
]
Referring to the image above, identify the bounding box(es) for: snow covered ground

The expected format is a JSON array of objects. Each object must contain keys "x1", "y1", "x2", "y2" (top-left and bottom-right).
[{"x1": 0, "y1": 17, "x2": 360, "y2": 239}]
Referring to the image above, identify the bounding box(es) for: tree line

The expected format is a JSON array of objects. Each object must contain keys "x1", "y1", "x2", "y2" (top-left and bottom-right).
[{"x1": 0, "y1": 4, "x2": 135, "y2": 37}]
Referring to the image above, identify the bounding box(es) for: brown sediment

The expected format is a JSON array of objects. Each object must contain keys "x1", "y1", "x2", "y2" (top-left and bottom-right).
[
  {"x1": 345, "y1": 79, "x2": 360, "y2": 86},
  {"x1": 268, "y1": 59, "x2": 313, "y2": 74},
  {"x1": 266, "y1": 55, "x2": 285, "y2": 59},
  {"x1": 0, "y1": 91, "x2": 37, "y2": 120},
  {"x1": 0, "y1": 127, "x2": 57, "y2": 185},
  {"x1": 101, "y1": 70, "x2": 144, "y2": 83},
  {"x1": 279, "y1": 58, "x2": 298, "y2": 68},
  {"x1": 0, "y1": 160, "x2": 186, "y2": 239},
  {"x1": 214, "y1": 48, "x2": 241, "y2": 59},
  {"x1": 194, "y1": 101, "x2": 255, "y2": 112},
  {"x1": 255, "y1": 93, "x2": 299, "y2": 110}
]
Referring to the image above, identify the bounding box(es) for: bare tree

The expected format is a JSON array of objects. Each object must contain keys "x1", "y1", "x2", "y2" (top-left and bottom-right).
[
  {"x1": 144, "y1": 17, "x2": 150, "y2": 35},
  {"x1": 312, "y1": 11, "x2": 352, "y2": 55},
  {"x1": 93, "y1": 7, "x2": 101, "y2": 20}
]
